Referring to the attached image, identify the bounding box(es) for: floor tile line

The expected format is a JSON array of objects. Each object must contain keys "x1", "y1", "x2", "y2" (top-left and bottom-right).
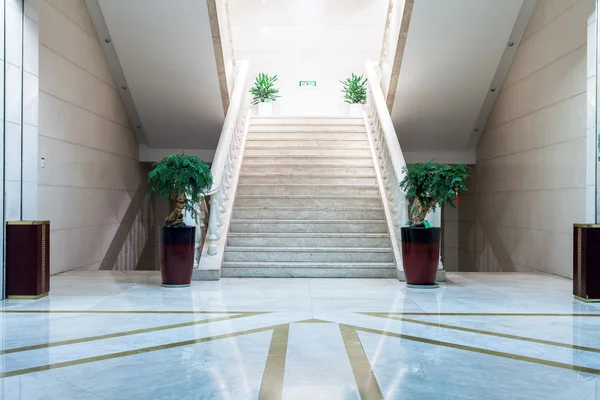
[
  {"x1": 352, "y1": 325, "x2": 600, "y2": 376},
  {"x1": 0, "y1": 312, "x2": 269, "y2": 356},
  {"x1": 340, "y1": 324, "x2": 384, "y2": 400},
  {"x1": 362, "y1": 312, "x2": 600, "y2": 317},
  {"x1": 0, "y1": 322, "x2": 287, "y2": 379},
  {"x1": 258, "y1": 324, "x2": 289, "y2": 400}
]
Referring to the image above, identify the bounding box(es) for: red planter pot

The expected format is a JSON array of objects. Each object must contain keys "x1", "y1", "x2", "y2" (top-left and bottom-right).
[
  {"x1": 160, "y1": 226, "x2": 196, "y2": 287},
  {"x1": 401, "y1": 227, "x2": 441, "y2": 286}
]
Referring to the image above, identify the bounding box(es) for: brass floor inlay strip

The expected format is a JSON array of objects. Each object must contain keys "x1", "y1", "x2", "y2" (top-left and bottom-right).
[
  {"x1": 353, "y1": 325, "x2": 600, "y2": 376},
  {"x1": 0, "y1": 322, "x2": 284, "y2": 379},
  {"x1": 374, "y1": 315, "x2": 600, "y2": 354},
  {"x1": 258, "y1": 324, "x2": 289, "y2": 400},
  {"x1": 1, "y1": 312, "x2": 269, "y2": 356},
  {"x1": 295, "y1": 319, "x2": 333, "y2": 324},
  {"x1": 0, "y1": 310, "x2": 263, "y2": 315},
  {"x1": 340, "y1": 324, "x2": 384, "y2": 400},
  {"x1": 363, "y1": 312, "x2": 600, "y2": 317}
]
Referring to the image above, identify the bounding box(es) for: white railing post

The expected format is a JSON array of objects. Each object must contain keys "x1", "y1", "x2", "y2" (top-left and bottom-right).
[{"x1": 207, "y1": 194, "x2": 220, "y2": 256}]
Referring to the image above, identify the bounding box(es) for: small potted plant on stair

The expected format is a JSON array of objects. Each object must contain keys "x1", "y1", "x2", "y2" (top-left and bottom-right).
[
  {"x1": 399, "y1": 161, "x2": 471, "y2": 287},
  {"x1": 250, "y1": 72, "x2": 280, "y2": 117},
  {"x1": 341, "y1": 73, "x2": 367, "y2": 117},
  {"x1": 148, "y1": 153, "x2": 212, "y2": 287}
]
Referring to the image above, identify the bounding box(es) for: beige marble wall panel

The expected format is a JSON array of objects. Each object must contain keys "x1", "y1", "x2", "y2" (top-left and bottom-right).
[{"x1": 39, "y1": 0, "x2": 149, "y2": 274}]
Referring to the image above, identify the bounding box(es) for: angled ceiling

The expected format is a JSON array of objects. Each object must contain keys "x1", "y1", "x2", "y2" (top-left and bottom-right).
[
  {"x1": 391, "y1": 0, "x2": 535, "y2": 163},
  {"x1": 91, "y1": 0, "x2": 224, "y2": 150}
]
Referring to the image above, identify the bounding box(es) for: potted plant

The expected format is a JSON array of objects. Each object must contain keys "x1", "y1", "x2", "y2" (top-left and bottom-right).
[
  {"x1": 341, "y1": 73, "x2": 367, "y2": 117},
  {"x1": 250, "y1": 73, "x2": 280, "y2": 116},
  {"x1": 148, "y1": 153, "x2": 212, "y2": 287},
  {"x1": 399, "y1": 161, "x2": 471, "y2": 287}
]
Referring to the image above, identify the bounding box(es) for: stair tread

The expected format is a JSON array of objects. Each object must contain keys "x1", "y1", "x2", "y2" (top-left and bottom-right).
[
  {"x1": 232, "y1": 207, "x2": 382, "y2": 211},
  {"x1": 231, "y1": 219, "x2": 386, "y2": 223},
  {"x1": 227, "y1": 232, "x2": 390, "y2": 237},
  {"x1": 225, "y1": 246, "x2": 391, "y2": 252},
  {"x1": 223, "y1": 262, "x2": 395, "y2": 267},
  {"x1": 237, "y1": 184, "x2": 378, "y2": 187},
  {"x1": 235, "y1": 195, "x2": 380, "y2": 199}
]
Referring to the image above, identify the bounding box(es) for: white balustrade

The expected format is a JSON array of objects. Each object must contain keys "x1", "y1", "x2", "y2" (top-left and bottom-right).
[
  {"x1": 203, "y1": 61, "x2": 250, "y2": 261},
  {"x1": 364, "y1": 61, "x2": 409, "y2": 239}
]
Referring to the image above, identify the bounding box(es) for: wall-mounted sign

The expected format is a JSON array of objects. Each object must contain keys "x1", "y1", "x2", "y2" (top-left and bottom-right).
[{"x1": 299, "y1": 81, "x2": 317, "y2": 87}]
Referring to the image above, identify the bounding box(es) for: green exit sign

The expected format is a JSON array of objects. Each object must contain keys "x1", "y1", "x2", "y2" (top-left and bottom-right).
[{"x1": 299, "y1": 81, "x2": 317, "y2": 87}]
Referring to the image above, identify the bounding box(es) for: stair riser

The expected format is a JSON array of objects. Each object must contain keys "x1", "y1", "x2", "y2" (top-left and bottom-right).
[
  {"x1": 242, "y1": 157, "x2": 373, "y2": 165},
  {"x1": 246, "y1": 140, "x2": 369, "y2": 148},
  {"x1": 249, "y1": 126, "x2": 366, "y2": 133},
  {"x1": 248, "y1": 133, "x2": 368, "y2": 140},
  {"x1": 234, "y1": 197, "x2": 382, "y2": 208},
  {"x1": 231, "y1": 209, "x2": 385, "y2": 220},
  {"x1": 236, "y1": 185, "x2": 380, "y2": 196},
  {"x1": 227, "y1": 236, "x2": 392, "y2": 248},
  {"x1": 251, "y1": 118, "x2": 363, "y2": 125},
  {"x1": 244, "y1": 148, "x2": 371, "y2": 157},
  {"x1": 241, "y1": 166, "x2": 375, "y2": 176},
  {"x1": 229, "y1": 222, "x2": 388, "y2": 233},
  {"x1": 238, "y1": 176, "x2": 376, "y2": 185},
  {"x1": 223, "y1": 251, "x2": 394, "y2": 263},
  {"x1": 221, "y1": 267, "x2": 396, "y2": 278}
]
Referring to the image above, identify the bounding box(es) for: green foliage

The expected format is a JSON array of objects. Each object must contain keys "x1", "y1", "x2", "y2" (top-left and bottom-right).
[
  {"x1": 341, "y1": 73, "x2": 367, "y2": 104},
  {"x1": 250, "y1": 73, "x2": 280, "y2": 105},
  {"x1": 399, "y1": 161, "x2": 471, "y2": 227},
  {"x1": 147, "y1": 153, "x2": 212, "y2": 225}
]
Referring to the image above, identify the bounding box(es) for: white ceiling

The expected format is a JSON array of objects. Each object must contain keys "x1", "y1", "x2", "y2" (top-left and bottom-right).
[
  {"x1": 96, "y1": 0, "x2": 224, "y2": 150},
  {"x1": 391, "y1": 0, "x2": 527, "y2": 161}
]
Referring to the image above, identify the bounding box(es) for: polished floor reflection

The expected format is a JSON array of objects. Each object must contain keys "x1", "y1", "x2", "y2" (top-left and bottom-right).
[{"x1": 1, "y1": 272, "x2": 600, "y2": 399}]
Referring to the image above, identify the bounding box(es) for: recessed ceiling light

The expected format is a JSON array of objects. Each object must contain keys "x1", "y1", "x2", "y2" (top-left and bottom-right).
[
  {"x1": 105, "y1": 38, "x2": 111, "y2": 43},
  {"x1": 122, "y1": 86, "x2": 128, "y2": 90},
  {"x1": 490, "y1": 88, "x2": 496, "y2": 92},
  {"x1": 474, "y1": 128, "x2": 480, "y2": 132},
  {"x1": 508, "y1": 42, "x2": 514, "y2": 47}
]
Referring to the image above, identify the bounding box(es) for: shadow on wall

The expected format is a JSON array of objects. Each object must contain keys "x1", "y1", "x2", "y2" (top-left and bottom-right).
[{"x1": 99, "y1": 164, "x2": 157, "y2": 271}]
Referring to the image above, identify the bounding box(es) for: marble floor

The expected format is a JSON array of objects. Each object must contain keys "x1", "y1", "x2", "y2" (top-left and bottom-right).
[{"x1": 1, "y1": 272, "x2": 600, "y2": 399}]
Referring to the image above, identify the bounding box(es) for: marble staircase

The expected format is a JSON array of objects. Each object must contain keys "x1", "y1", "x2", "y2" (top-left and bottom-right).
[{"x1": 222, "y1": 116, "x2": 397, "y2": 278}]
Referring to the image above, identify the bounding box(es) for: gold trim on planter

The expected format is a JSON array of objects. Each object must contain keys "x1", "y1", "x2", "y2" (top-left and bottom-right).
[
  {"x1": 7, "y1": 293, "x2": 48, "y2": 300},
  {"x1": 6, "y1": 220, "x2": 50, "y2": 225},
  {"x1": 574, "y1": 295, "x2": 600, "y2": 303},
  {"x1": 573, "y1": 223, "x2": 600, "y2": 228}
]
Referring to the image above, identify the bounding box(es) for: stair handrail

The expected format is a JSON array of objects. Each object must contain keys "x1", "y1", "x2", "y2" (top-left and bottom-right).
[
  {"x1": 364, "y1": 60, "x2": 409, "y2": 231},
  {"x1": 205, "y1": 61, "x2": 250, "y2": 257}
]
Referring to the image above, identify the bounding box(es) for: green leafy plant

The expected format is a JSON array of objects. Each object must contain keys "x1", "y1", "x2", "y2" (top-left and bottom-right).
[
  {"x1": 250, "y1": 73, "x2": 280, "y2": 105},
  {"x1": 399, "y1": 161, "x2": 471, "y2": 227},
  {"x1": 148, "y1": 153, "x2": 213, "y2": 227},
  {"x1": 341, "y1": 73, "x2": 367, "y2": 104}
]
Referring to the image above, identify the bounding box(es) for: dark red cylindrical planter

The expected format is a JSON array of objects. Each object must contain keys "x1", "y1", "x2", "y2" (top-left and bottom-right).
[
  {"x1": 401, "y1": 227, "x2": 441, "y2": 286},
  {"x1": 160, "y1": 226, "x2": 196, "y2": 287}
]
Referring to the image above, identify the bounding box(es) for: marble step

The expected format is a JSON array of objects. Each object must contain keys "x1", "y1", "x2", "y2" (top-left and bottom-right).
[
  {"x1": 244, "y1": 147, "x2": 371, "y2": 157},
  {"x1": 249, "y1": 126, "x2": 366, "y2": 133},
  {"x1": 221, "y1": 262, "x2": 397, "y2": 278},
  {"x1": 223, "y1": 247, "x2": 394, "y2": 262},
  {"x1": 238, "y1": 174, "x2": 376, "y2": 185},
  {"x1": 241, "y1": 165, "x2": 375, "y2": 176},
  {"x1": 229, "y1": 219, "x2": 388, "y2": 233},
  {"x1": 247, "y1": 132, "x2": 368, "y2": 140},
  {"x1": 235, "y1": 184, "x2": 380, "y2": 196},
  {"x1": 245, "y1": 140, "x2": 369, "y2": 148},
  {"x1": 231, "y1": 207, "x2": 385, "y2": 220},
  {"x1": 251, "y1": 117, "x2": 363, "y2": 126},
  {"x1": 227, "y1": 233, "x2": 392, "y2": 248},
  {"x1": 242, "y1": 156, "x2": 374, "y2": 165},
  {"x1": 234, "y1": 195, "x2": 382, "y2": 208}
]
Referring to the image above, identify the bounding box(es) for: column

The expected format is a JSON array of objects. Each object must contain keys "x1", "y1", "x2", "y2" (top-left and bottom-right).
[{"x1": 0, "y1": 0, "x2": 40, "y2": 299}]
